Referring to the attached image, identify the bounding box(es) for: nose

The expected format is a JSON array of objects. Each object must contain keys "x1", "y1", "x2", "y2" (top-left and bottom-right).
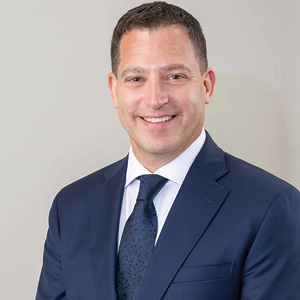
[{"x1": 144, "y1": 78, "x2": 169, "y2": 109}]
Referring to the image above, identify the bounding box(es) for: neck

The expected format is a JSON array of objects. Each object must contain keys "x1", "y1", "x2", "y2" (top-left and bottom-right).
[
  {"x1": 131, "y1": 148, "x2": 185, "y2": 173},
  {"x1": 130, "y1": 129, "x2": 204, "y2": 172}
]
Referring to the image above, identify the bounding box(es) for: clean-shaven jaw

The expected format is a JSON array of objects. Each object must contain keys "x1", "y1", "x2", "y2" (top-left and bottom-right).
[{"x1": 108, "y1": 26, "x2": 215, "y2": 172}]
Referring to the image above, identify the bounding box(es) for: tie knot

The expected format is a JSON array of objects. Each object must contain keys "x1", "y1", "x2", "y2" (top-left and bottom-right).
[{"x1": 137, "y1": 174, "x2": 168, "y2": 202}]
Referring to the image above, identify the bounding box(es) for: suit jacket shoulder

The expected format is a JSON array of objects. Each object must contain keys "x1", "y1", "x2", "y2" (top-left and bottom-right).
[
  {"x1": 54, "y1": 156, "x2": 128, "y2": 206},
  {"x1": 222, "y1": 150, "x2": 299, "y2": 204}
]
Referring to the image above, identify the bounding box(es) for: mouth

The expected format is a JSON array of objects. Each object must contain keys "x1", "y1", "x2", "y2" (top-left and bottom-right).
[{"x1": 142, "y1": 116, "x2": 175, "y2": 123}]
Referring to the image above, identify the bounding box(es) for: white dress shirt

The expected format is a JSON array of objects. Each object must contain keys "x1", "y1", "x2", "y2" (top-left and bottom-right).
[{"x1": 117, "y1": 129, "x2": 206, "y2": 247}]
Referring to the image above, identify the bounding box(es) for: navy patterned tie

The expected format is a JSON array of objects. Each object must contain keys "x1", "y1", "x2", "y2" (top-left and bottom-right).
[{"x1": 117, "y1": 174, "x2": 168, "y2": 300}]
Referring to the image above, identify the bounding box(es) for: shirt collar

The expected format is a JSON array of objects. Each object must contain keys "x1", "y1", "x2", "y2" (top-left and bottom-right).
[{"x1": 125, "y1": 128, "x2": 206, "y2": 187}]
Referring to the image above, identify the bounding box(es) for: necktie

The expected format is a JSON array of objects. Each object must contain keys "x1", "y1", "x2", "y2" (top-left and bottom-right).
[{"x1": 117, "y1": 174, "x2": 168, "y2": 300}]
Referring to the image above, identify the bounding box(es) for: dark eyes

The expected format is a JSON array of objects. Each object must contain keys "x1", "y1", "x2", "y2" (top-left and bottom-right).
[
  {"x1": 170, "y1": 74, "x2": 182, "y2": 80},
  {"x1": 126, "y1": 74, "x2": 185, "y2": 83},
  {"x1": 130, "y1": 77, "x2": 142, "y2": 82}
]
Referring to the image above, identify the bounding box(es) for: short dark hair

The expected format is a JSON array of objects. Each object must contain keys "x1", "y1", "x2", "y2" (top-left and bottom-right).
[{"x1": 111, "y1": 1, "x2": 208, "y2": 76}]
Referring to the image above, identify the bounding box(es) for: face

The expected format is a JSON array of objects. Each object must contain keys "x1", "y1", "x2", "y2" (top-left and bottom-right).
[{"x1": 108, "y1": 25, "x2": 215, "y2": 172}]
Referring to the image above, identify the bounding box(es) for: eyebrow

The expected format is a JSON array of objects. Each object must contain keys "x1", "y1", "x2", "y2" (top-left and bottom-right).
[
  {"x1": 160, "y1": 64, "x2": 192, "y2": 75},
  {"x1": 120, "y1": 64, "x2": 192, "y2": 79},
  {"x1": 120, "y1": 67, "x2": 146, "y2": 79}
]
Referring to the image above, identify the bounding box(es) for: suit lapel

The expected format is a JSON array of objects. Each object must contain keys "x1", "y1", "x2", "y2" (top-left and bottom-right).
[
  {"x1": 88, "y1": 157, "x2": 127, "y2": 300},
  {"x1": 138, "y1": 132, "x2": 230, "y2": 300}
]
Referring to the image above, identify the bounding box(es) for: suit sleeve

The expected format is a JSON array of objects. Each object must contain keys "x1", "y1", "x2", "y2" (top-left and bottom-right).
[
  {"x1": 36, "y1": 193, "x2": 67, "y2": 300},
  {"x1": 241, "y1": 187, "x2": 300, "y2": 300}
]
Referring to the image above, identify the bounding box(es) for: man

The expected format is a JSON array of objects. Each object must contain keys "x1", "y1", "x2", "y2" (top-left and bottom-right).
[{"x1": 36, "y1": 2, "x2": 300, "y2": 300}]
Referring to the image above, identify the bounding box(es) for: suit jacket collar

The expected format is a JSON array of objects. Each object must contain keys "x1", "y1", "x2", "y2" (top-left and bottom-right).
[
  {"x1": 88, "y1": 132, "x2": 229, "y2": 300},
  {"x1": 138, "y1": 132, "x2": 230, "y2": 299},
  {"x1": 88, "y1": 157, "x2": 128, "y2": 300}
]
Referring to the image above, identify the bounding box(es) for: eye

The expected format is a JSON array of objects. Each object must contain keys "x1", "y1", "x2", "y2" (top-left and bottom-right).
[
  {"x1": 170, "y1": 74, "x2": 182, "y2": 80},
  {"x1": 130, "y1": 77, "x2": 142, "y2": 82}
]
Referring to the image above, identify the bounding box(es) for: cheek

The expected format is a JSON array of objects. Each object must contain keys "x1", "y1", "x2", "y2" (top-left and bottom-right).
[
  {"x1": 177, "y1": 90, "x2": 203, "y2": 111},
  {"x1": 117, "y1": 89, "x2": 141, "y2": 112},
  {"x1": 174, "y1": 84, "x2": 204, "y2": 102},
  {"x1": 188, "y1": 88, "x2": 206, "y2": 109},
  {"x1": 182, "y1": 95, "x2": 206, "y2": 123},
  {"x1": 116, "y1": 98, "x2": 138, "y2": 124}
]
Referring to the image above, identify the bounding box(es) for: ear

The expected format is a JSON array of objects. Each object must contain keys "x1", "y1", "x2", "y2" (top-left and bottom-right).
[
  {"x1": 108, "y1": 72, "x2": 119, "y2": 109},
  {"x1": 203, "y1": 68, "x2": 216, "y2": 105}
]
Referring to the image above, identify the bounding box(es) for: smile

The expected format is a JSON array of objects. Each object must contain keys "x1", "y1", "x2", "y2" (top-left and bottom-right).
[{"x1": 142, "y1": 116, "x2": 174, "y2": 123}]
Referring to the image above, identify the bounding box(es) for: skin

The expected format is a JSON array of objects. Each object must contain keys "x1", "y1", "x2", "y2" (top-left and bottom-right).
[{"x1": 108, "y1": 24, "x2": 216, "y2": 172}]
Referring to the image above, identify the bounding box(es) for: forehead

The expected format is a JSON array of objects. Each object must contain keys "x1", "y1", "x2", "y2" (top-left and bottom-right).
[{"x1": 118, "y1": 25, "x2": 197, "y2": 72}]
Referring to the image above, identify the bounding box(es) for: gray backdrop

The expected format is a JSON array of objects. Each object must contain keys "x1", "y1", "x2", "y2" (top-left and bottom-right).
[{"x1": 1, "y1": 0, "x2": 299, "y2": 299}]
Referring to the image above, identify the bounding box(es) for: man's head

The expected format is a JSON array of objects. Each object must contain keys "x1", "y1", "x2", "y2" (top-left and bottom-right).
[
  {"x1": 111, "y1": 1, "x2": 208, "y2": 76},
  {"x1": 108, "y1": 2, "x2": 215, "y2": 172}
]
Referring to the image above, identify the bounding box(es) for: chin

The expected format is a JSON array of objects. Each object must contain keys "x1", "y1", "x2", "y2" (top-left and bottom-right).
[{"x1": 145, "y1": 144, "x2": 177, "y2": 157}]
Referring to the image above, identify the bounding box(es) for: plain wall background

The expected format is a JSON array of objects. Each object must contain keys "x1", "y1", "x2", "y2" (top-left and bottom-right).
[{"x1": 0, "y1": 0, "x2": 299, "y2": 298}]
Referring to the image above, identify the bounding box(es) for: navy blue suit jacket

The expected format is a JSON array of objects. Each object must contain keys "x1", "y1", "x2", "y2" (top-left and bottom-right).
[{"x1": 36, "y1": 132, "x2": 300, "y2": 299}]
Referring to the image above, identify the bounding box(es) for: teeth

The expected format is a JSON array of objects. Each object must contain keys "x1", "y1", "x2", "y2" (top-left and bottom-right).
[{"x1": 143, "y1": 116, "x2": 173, "y2": 123}]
